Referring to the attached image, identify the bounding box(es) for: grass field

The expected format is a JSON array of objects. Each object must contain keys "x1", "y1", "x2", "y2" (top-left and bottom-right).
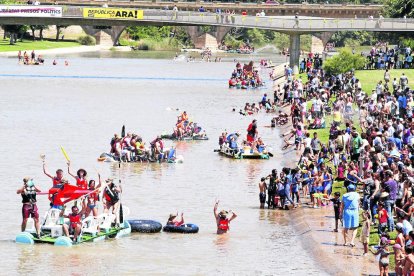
[
  {"x1": 0, "y1": 39, "x2": 80, "y2": 52},
  {"x1": 355, "y1": 69, "x2": 414, "y2": 95}
]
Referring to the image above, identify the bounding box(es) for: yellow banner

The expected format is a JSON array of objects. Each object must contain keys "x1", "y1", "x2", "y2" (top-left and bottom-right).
[{"x1": 83, "y1": 8, "x2": 143, "y2": 19}]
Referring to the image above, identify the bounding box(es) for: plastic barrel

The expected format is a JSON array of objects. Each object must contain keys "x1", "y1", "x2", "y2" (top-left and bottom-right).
[
  {"x1": 15, "y1": 232, "x2": 34, "y2": 245},
  {"x1": 54, "y1": 236, "x2": 73, "y2": 247}
]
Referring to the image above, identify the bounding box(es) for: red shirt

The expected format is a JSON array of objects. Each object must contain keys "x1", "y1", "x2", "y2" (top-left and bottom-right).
[{"x1": 379, "y1": 209, "x2": 388, "y2": 224}]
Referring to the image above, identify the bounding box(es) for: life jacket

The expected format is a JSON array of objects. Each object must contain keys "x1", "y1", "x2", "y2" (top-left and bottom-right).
[
  {"x1": 52, "y1": 177, "x2": 63, "y2": 188},
  {"x1": 69, "y1": 213, "x2": 81, "y2": 225},
  {"x1": 88, "y1": 189, "x2": 99, "y2": 202},
  {"x1": 76, "y1": 178, "x2": 88, "y2": 190},
  {"x1": 21, "y1": 186, "x2": 37, "y2": 204},
  {"x1": 104, "y1": 185, "x2": 119, "y2": 204},
  {"x1": 218, "y1": 218, "x2": 229, "y2": 231}
]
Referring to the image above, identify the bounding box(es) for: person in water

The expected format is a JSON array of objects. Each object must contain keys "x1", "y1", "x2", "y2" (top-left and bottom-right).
[
  {"x1": 214, "y1": 200, "x2": 237, "y2": 234},
  {"x1": 61, "y1": 205, "x2": 85, "y2": 242},
  {"x1": 166, "y1": 212, "x2": 184, "y2": 226},
  {"x1": 17, "y1": 177, "x2": 42, "y2": 238},
  {"x1": 259, "y1": 177, "x2": 267, "y2": 209}
]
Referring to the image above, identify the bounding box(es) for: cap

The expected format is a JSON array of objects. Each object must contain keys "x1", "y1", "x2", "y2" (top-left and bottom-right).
[{"x1": 347, "y1": 184, "x2": 356, "y2": 192}]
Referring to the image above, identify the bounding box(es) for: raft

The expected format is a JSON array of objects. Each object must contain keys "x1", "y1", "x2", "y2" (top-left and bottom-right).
[
  {"x1": 97, "y1": 153, "x2": 183, "y2": 163},
  {"x1": 163, "y1": 223, "x2": 199, "y2": 234},
  {"x1": 218, "y1": 145, "x2": 270, "y2": 160},
  {"x1": 16, "y1": 208, "x2": 131, "y2": 246},
  {"x1": 15, "y1": 220, "x2": 131, "y2": 247},
  {"x1": 128, "y1": 219, "x2": 162, "y2": 233},
  {"x1": 161, "y1": 133, "x2": 209, "y2": 141}
]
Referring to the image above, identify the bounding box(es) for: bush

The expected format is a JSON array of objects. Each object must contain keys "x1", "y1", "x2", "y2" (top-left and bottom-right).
[
  {"x1": 77, "y1": 35, "x2": 96, "y2": 46},
  {"x1": 323, "y1": 50, "x2": 366, "y2": 75},
  {"x1": 137, "y1": 42, "x2": 149, "y2": 50}
]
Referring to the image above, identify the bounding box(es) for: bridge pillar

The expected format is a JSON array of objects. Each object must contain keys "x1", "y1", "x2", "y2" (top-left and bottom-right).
[
  {"x1": 184, "y1": 26, "x2": 231, "y2": 50},
  {"x1": 81, "y1": 26, "x2": 125, "y2": 46},
  {"x1": 289, "y1": 33, "x2": 300, "y2": 75}
]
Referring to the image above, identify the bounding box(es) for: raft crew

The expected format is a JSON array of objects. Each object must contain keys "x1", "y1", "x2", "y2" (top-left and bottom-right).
[
  {"x1": 103, "y1": 179, "x2": 122, "y2": 226},
  {"x1": 61, "y1": 205, "x2": 85, "y2": 242},
  {"x1": 17, "y1": 177, "x2": 41, "y2": 237},
  {"x1": 228, "y1": 61, "x2": 263, "y2": 89},
  {"x1": 43, "y1": 160, "x2": 68, "y2": 208},
  {"x1": 67, "y1": 161, "x2": 88, "y2": 190},
  {"x1": 214, "y1": 200, "x2": 237, "y2": 234},
  {"x1": 166, "y1": 212, "x2": 184, "y2": 226},
  {"x1": 84, "y1": 174, "x2": 102, "y2": 218}
]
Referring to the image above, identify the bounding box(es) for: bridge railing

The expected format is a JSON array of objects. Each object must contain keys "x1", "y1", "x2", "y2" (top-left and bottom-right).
[{"x1": 141, "y1": 10, "x2": 414, "y2": 31}]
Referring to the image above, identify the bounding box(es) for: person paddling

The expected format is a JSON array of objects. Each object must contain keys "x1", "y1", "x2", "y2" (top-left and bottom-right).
[
  {"x1": 214, "y1": 200, "x2": 237, "y2": 234},
  {"x1": 17, "y1": 177, "x2": 41, "y2": 238}
]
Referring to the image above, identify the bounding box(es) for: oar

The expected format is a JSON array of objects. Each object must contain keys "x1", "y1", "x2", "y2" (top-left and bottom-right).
[
  {"x1": 121, "y1": 125, "x2": 125, "y2": 138},
  {"x1": 60, "y1": 146, "x2": 70, "y2": 162}
]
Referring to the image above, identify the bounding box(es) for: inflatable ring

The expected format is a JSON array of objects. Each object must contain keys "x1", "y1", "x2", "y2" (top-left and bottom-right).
[
  {"x1": 15, "y1": 232, "x2": 34, "y2": 245},
  {"x1": 54, "y1": 236, "x2": 73, "y2": 247},
  {"x1": 163, "y1": 223, "x2": 199, "y2": 234},
  {"x1": 128, "y1": 220, "x2": 162, "y2": 233}
]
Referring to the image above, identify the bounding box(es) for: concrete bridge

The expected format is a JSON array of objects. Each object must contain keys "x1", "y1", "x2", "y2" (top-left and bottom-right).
[
  {"x1": 0, "y1": 5, "x2": 406, "y2": 72},
  {"x1": 16, "y1": 1, "x2": 384, "y2": 18}
]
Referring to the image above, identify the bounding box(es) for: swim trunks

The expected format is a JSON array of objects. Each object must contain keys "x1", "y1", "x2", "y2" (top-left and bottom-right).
[{"x1": 259, "y1": 192, "x2": 266, "y2": 203}]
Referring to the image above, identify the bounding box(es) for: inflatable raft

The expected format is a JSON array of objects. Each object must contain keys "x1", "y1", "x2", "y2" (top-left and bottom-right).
[
  {"x1": 97, "y1": 153, "x2": 184, "y2": 164},
  {"x1": 128, "y1": 220, "x2": 162, "y2": 233},
  {"x1": 163, "y1": 223, "x2": 199, "y2": 234}
]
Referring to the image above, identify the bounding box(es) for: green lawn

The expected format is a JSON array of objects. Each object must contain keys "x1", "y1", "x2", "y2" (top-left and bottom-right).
[
  {"x1": 355, "y1": 69, "x2": 414, "y2": 95},
  {"x1": 0, "y1": 39, "x2": 80, "y2": 52}
]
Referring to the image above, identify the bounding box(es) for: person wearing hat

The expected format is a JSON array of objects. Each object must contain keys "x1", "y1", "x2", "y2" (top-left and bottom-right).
[
  {"x1": 373, "y1": 237, "x2": 390, "y2": 276},
  {"x1": 214, "y1": 200, "x2": 237, "y2": 235},
  {"x1": 166, "y1": 212, "x2": 184, "y2": 227},
  {"x1": 67, "y1": 161, "x2": 88, "y2": 190},
  {"x1": 341, "y1": 184, "x2": 360, "y2": 247},
  {"x1": 17, "y1": 177, "x2": 42, "y2": 238}
]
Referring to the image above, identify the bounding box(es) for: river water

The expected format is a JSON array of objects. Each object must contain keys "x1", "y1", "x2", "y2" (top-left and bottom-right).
[{"x1": 0, "y1": 53, "x2": 326, "y2": 275}]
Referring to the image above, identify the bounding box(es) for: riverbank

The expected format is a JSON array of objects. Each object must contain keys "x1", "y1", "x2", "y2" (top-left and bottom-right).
[
  {"x1": 0, "y1": 39, "x2": 81, "y2": 53},
  {"x1": 0, "y1": 45, "x2": 111, "y2": 57},
  {"x1": 272, "y1": 71, "x2": 379, "y2": 275}
]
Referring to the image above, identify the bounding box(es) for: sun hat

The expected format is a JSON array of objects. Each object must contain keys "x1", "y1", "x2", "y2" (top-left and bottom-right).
[
  {"x1": 380, "y1": 237, "x2": 390, "y2": 245},
  {"x1": 23, "y1": 177, "x2": 31, "y2": 183},
  {"x1": 169, "y1": 213, "x2": 177, "y2": 220},
  {"x1": 77, "y1": 168, "x2": 87, "y2": 176}
]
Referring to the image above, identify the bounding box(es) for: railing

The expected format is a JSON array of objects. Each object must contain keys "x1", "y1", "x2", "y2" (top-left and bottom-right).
[{"x1": 2, "y1": 6, "x2": 413, "y2": 32}]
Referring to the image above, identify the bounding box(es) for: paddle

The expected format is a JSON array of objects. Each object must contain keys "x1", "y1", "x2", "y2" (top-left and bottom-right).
[
  {"x1": 121, "y1": 125, "x2": 125, "y2": 138},
  {"x1": 60, "y1": 146, "x2": 70, "y2": 162}
]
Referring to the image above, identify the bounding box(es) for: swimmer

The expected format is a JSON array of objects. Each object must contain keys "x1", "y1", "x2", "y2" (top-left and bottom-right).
[
  {"x1": 214, "y1": 200, "x2": 237, "y2": 234},
  {"x1": 259, "y1": 177, "x2": 267, "y2": 209}
]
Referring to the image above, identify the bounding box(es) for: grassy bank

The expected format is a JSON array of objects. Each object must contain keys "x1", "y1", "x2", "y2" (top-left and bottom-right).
[
  {"x1": 0, "y1": 39, "x2": 80, "y2": 52},
  {"x1": 355, "y1": 69, "x2": 414, "y2": 93},
  {"x1": 300, "y1": 68, "x2": 409, "y2": 270}
]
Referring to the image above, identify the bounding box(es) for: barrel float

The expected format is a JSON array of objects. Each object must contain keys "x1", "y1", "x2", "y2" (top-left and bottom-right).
[
  {"x1": 162, "y1": 223, "x2": 199, "y2": 234},
  {"x1": 128, "y1": 220, "x2": 162, "y2": 233},
  {"x1": 54, "y1": 236, "x2": 73, "y2": 247},
  {"x1": 15, "y1": 232, "x2": 34, "y2": 245}
]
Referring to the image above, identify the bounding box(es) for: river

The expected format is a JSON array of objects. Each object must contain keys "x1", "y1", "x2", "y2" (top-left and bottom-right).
[{"x1": 0, "y1": 52, "x2": 326, "y2": 275}]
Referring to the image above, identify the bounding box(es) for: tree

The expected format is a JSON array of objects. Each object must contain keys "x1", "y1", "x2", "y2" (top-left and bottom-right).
[
  {"x1": 385, "y1": 0, "x2": 414, "y2": 18},
  {"x1": 323, "y1": 50, "x2": 366, "y2": 75},
  {"x1": 3, "y1": 25, "x2": 28, "y2": 44},
  {"x1": 56, "y1": 25, "x2": 68, "y2": 41}
]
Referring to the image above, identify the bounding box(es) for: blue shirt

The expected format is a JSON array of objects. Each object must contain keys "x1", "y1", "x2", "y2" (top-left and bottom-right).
[{"x1": 398, "y1": 95, "x2": 407, "y2": 108}]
